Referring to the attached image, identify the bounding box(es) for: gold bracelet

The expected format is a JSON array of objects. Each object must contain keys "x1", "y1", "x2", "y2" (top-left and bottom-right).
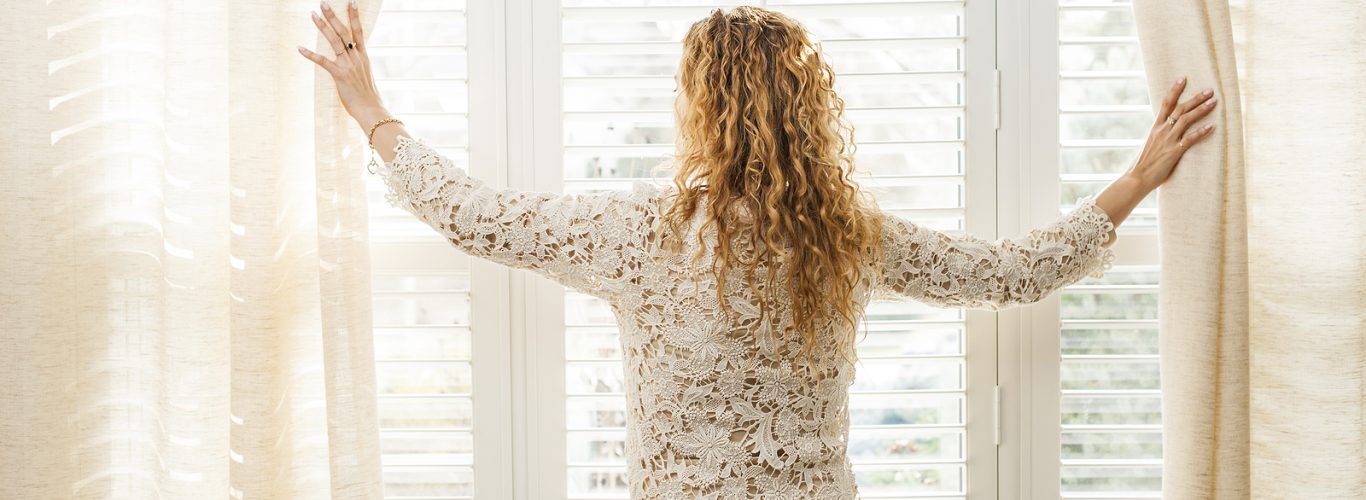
[
  {"x1": 367, "y1": 117, "x2": 403, "y2": 148},
  {"x1": 366, "y1": 117, "x2": 403, "y2": 174}
]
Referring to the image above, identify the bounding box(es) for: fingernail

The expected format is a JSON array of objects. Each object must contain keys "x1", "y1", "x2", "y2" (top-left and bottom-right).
[
  {"x1": 350, "y1": 0, "x2": 357, "y2": 8},
  {"x1": 321, "y1": 2, "x2": 331, "y2": 11},
  {"x1": 1207, "y1": 98, "x2": 1218, "y2": 106},
  {"x1": 1205, "y1": 124, "x2": 1215, "y2": 131},
  {"x1": 1203, "y1": 89, "x2": 1213, "y2": 96},
  {"x1": 311, "y1": 12, "x2": 320, "y2": 21}
]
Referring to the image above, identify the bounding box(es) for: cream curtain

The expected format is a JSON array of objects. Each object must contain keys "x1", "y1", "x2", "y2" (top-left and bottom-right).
[
  {"x1": 1133, "y1": 1, "x2": 1366, "y2": 498},
  {"x1": 0, "y1": 1, "x2": 385, "y2": 498}
]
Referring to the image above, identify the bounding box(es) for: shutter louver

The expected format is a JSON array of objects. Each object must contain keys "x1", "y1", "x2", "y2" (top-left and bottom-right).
[
  {"x1": 1057, "y1": 2, "x2": 1163, "y2": 498},
  {"x1": 367, "y1": 2, "x2": 476, "y2": 498}
]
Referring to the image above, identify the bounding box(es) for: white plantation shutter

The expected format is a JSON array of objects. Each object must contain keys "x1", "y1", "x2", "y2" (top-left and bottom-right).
[
  {"x1": 1057, "y1": 267, "x2": 1161, "y2": 499},
  {"x1": 1057, "y1": 1, "x2": 1154, "y2": 228},
  {"x1": 1056, "y1": 1, "x2": 1162, "y2": 498},
  {"x1": 365, "y1": 1, "x2": 498, "y2": 498},
  {"x1": 356, "y1": 1, "x2": 1166, "y2": 497},
  {"x1": 552, "y1": 1, "x2": 997, "y2": 498}
]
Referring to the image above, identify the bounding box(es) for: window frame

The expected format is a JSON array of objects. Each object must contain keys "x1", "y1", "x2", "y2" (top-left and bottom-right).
[
  {"x1": 513, "y1": 1, "x2": 1001, "y2": 498},
  {"x1": 374, "y1": 1, "x2": 1162, "y2": 498}
]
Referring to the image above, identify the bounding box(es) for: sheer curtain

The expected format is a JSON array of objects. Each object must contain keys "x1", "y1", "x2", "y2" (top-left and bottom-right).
[
  {"x1": 1134, "y1": 1, "x2": 1366, "y2": 497},
  {"x1": 0, "y1": 1, "x2": 385, "y2": 497}
]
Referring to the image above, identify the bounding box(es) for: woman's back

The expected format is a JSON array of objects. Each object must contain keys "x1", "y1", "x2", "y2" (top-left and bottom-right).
[
  {"x1": 378, "y1": 135, "x2": 1118, "y2": 498},
  {"x1": 618, "y1": 185, "x2": 867, "y2": 498}
]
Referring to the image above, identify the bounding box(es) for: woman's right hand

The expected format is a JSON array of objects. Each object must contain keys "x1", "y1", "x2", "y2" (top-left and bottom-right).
[
  {"x1": 297, "y1": 0, "x2": 391, "y2": 130},
  {"x1": 1126, "y1": 77, "x2": 1220, "y2": 191}
]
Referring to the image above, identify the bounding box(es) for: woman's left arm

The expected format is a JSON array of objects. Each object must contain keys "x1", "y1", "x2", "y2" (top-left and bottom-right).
[
  {"x1": 297, "y1": 1, "x2": 658, "y2": 297},
  {"x1": 874, "y1": 198, "x2": 1118, "y2": 310},
  {"x1": 875, "y1": 77, "x2": 1220, "y2": 309}
]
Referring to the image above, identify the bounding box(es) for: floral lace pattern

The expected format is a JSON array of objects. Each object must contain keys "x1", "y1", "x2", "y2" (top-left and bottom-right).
[{"x1": 379, "y1": 136, "x2": 1117, "y2": 499}]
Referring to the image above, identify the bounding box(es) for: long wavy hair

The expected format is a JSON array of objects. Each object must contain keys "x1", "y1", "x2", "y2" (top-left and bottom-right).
[{"x1": 662, "y1": 6, "x2": 882, "y2": 365}]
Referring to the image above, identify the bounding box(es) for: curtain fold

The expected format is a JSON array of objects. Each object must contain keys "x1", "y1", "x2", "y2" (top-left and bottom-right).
[
  {"x1": 1133, "y1": 3, "x2": 1251, "y2": 497},
  {"x1": 1134, "y1": 1, "x2": 1366, "y2": 498},
  {"x1": 0, "y1": 1, "x2": 384, "y2": 498}
]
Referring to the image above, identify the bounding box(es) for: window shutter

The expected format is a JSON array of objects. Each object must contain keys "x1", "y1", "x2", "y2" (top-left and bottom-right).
[
  {"x1": 1057, "y1": 2, "x2": 1162, "y2": 498},
  {"x1": 367, "y1": 2, "x2": 476, "y2": 498},
  {"x1": 557, "y1": 1, "x2": 989, "y2": 498}
]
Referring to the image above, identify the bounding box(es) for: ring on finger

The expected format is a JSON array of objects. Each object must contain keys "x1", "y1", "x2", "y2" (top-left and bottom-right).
[
  {"x1": 346, "y1": 42, "x2": 355, "y2": 50},
  {"x1": 1166, "y1": 115, "x2": 1178, "y2": 127}
]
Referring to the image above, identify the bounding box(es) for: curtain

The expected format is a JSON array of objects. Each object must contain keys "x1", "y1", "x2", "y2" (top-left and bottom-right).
[
  {"x1": 1133, "y1": 1, "x2": 1366, "y2": 498},
  {"x1": 0, "y1": 1, "x2": 385, "y2": 498}
]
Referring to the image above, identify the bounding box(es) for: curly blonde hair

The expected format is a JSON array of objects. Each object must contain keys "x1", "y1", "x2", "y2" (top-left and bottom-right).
[{"x1": 663, "y1": 6, "x2": 882, "y2": 365}]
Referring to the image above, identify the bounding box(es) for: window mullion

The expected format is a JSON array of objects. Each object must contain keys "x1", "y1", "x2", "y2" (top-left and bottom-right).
[
  {"x1": 963, "y1": 0, "x2": 1000, "y2": 498},
  {"x1": 467, "y1": 0, "x2": 517, "y2": 498},
  {"x1": 520, "y1": 0, "x2": 570, "y2": 499},
  {"x1": 994, "y1": 0, "x2": 1065, "y2": 498},
  {"x1": 1023, "y1": 0, "x2": 1065, "y2": 496}
]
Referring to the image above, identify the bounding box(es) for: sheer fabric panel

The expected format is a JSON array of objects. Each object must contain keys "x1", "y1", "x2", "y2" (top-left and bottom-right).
[
  {"x1": 1134, "y1": 1, "x2": 1366, "y2": 497},
  {"x1": 0, "y1": 1, "x2": 384, "y2": 498}
]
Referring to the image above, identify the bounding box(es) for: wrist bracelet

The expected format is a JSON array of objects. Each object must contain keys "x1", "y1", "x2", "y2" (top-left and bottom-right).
[{"x1": 366, "y1": 117, "x2": 403, "y2": 174}]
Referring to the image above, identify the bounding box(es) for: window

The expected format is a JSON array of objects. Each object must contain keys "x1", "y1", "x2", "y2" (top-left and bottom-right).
[
  {"x1": 365, "y1": 1, "x2": 1165, "y2": 498},
  {"x1": 367, "y1": 1, "x2": 476, "y2": 498},
  {"x1": 1056, "y1": 1, "x2": 1162, "y2": 498},
  {"x1": 1058, "y1": 267, "x2": 1161, "y2": 498},
  {"x1": 550, "y1": 1, "x2": 997, "y2": 498}
]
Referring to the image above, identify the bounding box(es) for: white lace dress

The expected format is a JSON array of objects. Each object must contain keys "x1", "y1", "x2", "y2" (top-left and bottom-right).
[{"x1": 379, "y1": 137, "x2": 1118, "y2": 499}]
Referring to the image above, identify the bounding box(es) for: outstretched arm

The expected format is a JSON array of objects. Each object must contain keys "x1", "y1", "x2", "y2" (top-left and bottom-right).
[
  {"x1": 297, "y1": 1, "x2": 658, "y2": 297},
  {"x1": 874, "y1": 197, "x2": 1118, "y2": 309},
  {"x1": 375, "y1": 137, "x2": 658, "y2": 297},
  {"x1": 876, "y1": 77, "x2": 1220, "y2": 308}
]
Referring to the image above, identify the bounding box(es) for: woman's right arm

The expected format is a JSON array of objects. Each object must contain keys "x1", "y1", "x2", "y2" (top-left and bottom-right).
[{"x1": 875, "y1": 77, "x2": 1220, "y2": 308}]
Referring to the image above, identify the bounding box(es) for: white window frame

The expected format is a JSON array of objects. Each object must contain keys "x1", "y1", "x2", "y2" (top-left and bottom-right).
[
  {"x1": 507, "y1": 1, "x2": 1003, "y2": 498},
  {"x1": 994, "y1": 0, "x2": 1067, "y2": 496},
  {"x1": 464, "y1": 1, "x2": 518, "y2": 497}
]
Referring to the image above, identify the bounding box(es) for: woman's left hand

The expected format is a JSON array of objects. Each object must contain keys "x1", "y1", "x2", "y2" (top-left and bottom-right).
[{"x1": 298, "y1": 0, "x2": 390, "y2": 128}]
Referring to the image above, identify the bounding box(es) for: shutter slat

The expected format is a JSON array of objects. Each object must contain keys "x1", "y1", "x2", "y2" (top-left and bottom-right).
[{"x1": 562, "y1": 2, "x2": 965, "y2": 21}]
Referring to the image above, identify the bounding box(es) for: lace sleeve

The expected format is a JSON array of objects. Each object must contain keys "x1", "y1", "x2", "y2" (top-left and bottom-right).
[
  {"x1": 377, "y1": 136, "x2": 660, "y2": 298},
  {"x1": 874, "y1": 195, "x2": 1117, "y2": 309}
]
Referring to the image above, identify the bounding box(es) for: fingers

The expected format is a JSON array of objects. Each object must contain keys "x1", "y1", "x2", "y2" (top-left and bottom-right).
[
  {"x1": 311, "y1": 11, "x2": 346, "y2": 56},
  {"x1": 1157, "y1": 77, "x2": 1187, "y2": 121},
  {"x1": 1171, "y1": 87, "x2": 1215, "y2": 123},
  {"x1": 297, "y1": 46, "x2": 340, "y2": 75},
  {"x1": 347, "y1": 0, "x2": 365, "y2": 51},
  {"x1": 321, "y1": 2, "x2": 352, "y2": 46},
  {"x1": 1173, "y1": 93, "x2": 1218, "y2": 136},
  {"x1": 1180, "y1": 123, "x2": 1217, "y2": 149}
]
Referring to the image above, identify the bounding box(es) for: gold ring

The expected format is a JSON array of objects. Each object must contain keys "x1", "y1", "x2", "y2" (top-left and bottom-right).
[
  {"x1": 346, "y1": 42, "x2": 355, "y2": 50},
  {"x1": 1166, "y1": 115, "x2": 1177, "y2": 127}
]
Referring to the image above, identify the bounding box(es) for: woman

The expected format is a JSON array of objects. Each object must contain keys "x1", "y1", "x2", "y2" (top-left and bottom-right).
[{"x1": 300, "y1": 2, "x2": 1216, "y2": 498}]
